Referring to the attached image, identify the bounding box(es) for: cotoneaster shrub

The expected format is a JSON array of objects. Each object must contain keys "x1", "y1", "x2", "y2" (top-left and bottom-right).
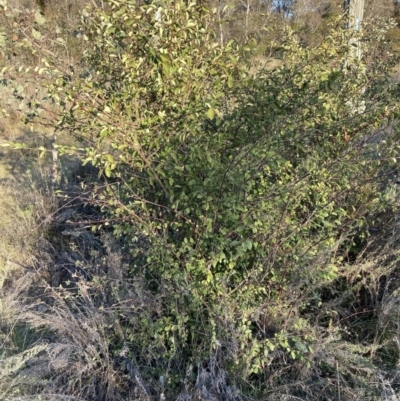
[{"x1": 2, "y1": 0, "x2": 400, "y2": 399}]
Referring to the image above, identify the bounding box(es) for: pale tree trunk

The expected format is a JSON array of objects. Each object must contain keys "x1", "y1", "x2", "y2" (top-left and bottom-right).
[
  {"x1": 344, "y1": 0, "x2": 365, "y2": 60},
  {"x1": 218, "y1": 1, "x2": 224, "y2": 47},
  {"x1": 244, "y1": 0, "x2": 250, "y2": 41}
]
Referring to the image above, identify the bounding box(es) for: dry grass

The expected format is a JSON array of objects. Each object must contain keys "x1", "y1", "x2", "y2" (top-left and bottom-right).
[
  {"x1": 0, "y1": 174, "x2": 54, "y2": 286},
  {"x1": 0, "y1": 149, "x2": 151, "y2": 399}
]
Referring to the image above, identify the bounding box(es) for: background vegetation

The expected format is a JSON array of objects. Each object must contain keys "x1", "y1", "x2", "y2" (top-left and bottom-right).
[{"x1": 2, "y1": 1, "x2": 400, "y2": 400}]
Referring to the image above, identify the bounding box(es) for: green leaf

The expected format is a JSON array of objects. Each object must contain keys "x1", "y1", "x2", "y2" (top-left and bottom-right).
[
  {"x1": 34, "y1": 11, "x2": 46, "y2": 25},
  {"x1": 207, "y1": 108, "x2": 215, "y2": 120},
  {"x1": 100, "y1": 128, "x2": 109, "y2": 139},
  {"x1": 227, "y1": 75, "x2": 234, "y2": 88},
  {"x1": 295, "y1": 342, "x2": 308, "y2": 353},
  {"x1": 32, "y1": 28, "x2": 42, "y2": 40}
]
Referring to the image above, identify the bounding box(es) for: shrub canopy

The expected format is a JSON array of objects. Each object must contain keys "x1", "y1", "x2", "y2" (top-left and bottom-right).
[{"x1": 2, "y1": 0, "x2": 400, "y2": 398}]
